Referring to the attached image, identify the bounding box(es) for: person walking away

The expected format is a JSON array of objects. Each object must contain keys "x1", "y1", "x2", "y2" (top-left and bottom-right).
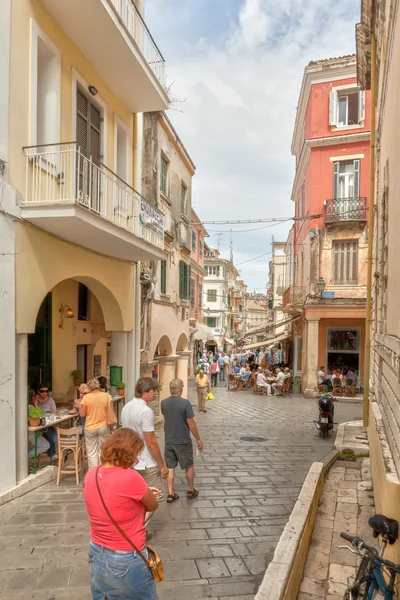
[
  {"x1": 318, "y1": 366, "x2": 332, "y2": 392},
  {"x1": 224, "y1": 353, "x2": 230, "y2": 384},
  {"x1": 195, "y1": 368, "x2": 210, "y2": 413},
  {"x1": 80, "y1": 378, "x2": 110, "y2": 468},
  {"x1": 121, "y1": 378, "x2": 168, "y2": 528},
  {"x1": 210, "y1": 357, "x2": 218, "y2": 388},
  {"x1": 83, "y1": 428, "x2": 159, "y2": 600},
  {"x1": 218, "y1": 353, "x2": 226, "y2": 382},
  {"x1": 161, "y1": 379, "x2": 203, "y2": 502},
  {"x1": 256, "y1": 368, "x2": 271, "y2": 395},
  {"x1": 33, "y1": 384, "x2": 58, "y2": 459}
]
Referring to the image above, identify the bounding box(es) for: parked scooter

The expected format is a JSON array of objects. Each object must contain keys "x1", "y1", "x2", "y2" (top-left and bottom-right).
[{"x1": 316, "y1": 393, "x2": 335, "y2": 439}]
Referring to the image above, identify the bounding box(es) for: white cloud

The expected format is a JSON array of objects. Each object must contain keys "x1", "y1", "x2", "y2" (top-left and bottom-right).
[{"x1": 146, "y1": 0, "x2": 359, "y2": 290}]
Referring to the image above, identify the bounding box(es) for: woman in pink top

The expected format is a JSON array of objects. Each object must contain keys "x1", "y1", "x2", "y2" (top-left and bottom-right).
[
  {"x1": 210, "y1": 357, "x2": 219, "y2": 388},
  {"x1": 84, "y1": 428, "x2": 159, "y2": 600}
]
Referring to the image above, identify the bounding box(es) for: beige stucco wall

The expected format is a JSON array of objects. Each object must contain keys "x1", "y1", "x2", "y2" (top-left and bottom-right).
[
  {"x1": 16, "y1": 223, "x2": 134, "y2": 333},
  {"x1": 9, "y1": 0, "x2": 133, "y2": 198}
]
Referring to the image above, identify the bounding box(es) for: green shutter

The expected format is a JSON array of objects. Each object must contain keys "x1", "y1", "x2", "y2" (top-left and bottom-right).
[
  {"x1": 216, "y1": 266, "x2": 220, "y2": 277},
  {"x1": 160, "y1": 260, "x2": 166, "y2": 294},
  {"x1": 333, "y1": 162, "x2": 340, "y2": 199},
  {"x1": 353, "y1": 159, "x2": 360, "y2": 197},
  {"x1": 179, "y1": 260, "x2": 184, "y2": 298},
  {"x1": 187, "y1": 265, "x2": 191, "y2": 300},
  {"x1": 204, "y1": 265, "x2": 208, "y2": 272}
]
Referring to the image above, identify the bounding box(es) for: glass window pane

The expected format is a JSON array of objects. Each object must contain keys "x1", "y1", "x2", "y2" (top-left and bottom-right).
[{"x1": 338, "y1": 97, "x2": 347, "y2": 126}]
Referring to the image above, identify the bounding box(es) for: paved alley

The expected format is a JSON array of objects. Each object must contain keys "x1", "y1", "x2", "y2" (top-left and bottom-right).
[{"x1": 0, "y1": 385, "x2": 362, "y2": 600}]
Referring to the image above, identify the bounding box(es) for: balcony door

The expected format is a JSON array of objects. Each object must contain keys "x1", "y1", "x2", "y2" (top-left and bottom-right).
[
  {"x1": 76, "y1": 87, "x2": 102, "y2": 213},
  {"x1": 333, "y1": 159, "x2": 360, "y2": 219}
]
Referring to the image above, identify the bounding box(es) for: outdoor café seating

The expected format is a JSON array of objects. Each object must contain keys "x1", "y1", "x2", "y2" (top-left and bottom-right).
[{"x1": 56, "y1": 427, "x2": 85, "y2": 486}]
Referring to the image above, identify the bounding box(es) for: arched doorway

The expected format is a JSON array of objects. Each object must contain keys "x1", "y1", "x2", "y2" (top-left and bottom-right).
[
  {"x1": 176, "y1": 332, "x2": 189, "y2": 352},
  {"x1": 206, "y1": 338, "x2": 218, "y2": 354}
]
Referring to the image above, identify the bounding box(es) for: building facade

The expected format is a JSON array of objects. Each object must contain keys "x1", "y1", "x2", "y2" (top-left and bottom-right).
[
  {"x1": 356, "y1": 0, "x2": 400, "y2": 560},
  {"x1": 0, "y1": 0, "x2": 168, "y2": 492},
  {"x1": 140, "y1": 112, "x2": 195, "y2": 409},
  {"x1": 189, "y1": 210, "x2": 209, "y2": 372},
  {"x1": 288, "y1": 55, "x2": 371, "y2": 397},
  {"x1": 268, "y1": 241, "x2": 288, "y2": 336}
]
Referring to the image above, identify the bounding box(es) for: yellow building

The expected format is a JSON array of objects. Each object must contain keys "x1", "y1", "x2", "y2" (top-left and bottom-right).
[
  {"x1": 0, "y1": 0, "x2": 168, "y2": 492},
  {"x1": 356, "y1": 0, "x2": 400, "y2": 560}
]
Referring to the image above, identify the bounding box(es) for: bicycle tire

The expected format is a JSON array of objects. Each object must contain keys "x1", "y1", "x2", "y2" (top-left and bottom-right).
[{"x1": 343, "y1": 555, "x2": 370, "y2": 599}]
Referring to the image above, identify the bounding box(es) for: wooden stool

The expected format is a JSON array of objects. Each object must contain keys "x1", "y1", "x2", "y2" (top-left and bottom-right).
[{"x1": 56, "y1": 427, "x2": 85, "y2": 486}]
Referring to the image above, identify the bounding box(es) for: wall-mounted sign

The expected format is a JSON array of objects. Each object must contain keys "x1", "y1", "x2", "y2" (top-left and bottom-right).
[
  {"x1": 93, "y1": 355, "x2": 102, "y2": 377},
  {"x1": 139, "y1": 200, "x2": 164, "y2": 236},
  {"x1": 322, "y1": 291, "x2": 335, "y2": 299}
]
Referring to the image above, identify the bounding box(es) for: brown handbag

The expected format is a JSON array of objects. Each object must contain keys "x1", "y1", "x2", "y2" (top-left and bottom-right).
[
  {"x1": 95, "y1": 466, "x2": 165, "y2": 582},
  {"x1": 105, "y1": 393, "x2": 117, "y2": 427}
]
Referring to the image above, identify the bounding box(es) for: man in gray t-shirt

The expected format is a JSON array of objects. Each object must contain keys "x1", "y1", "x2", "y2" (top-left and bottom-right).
[{"x1": 161, "y1": 379, "x2": 203, "y2": 503}]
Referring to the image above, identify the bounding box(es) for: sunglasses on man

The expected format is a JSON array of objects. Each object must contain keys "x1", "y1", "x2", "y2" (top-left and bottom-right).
[{"x1": 39, "y1": 389, "x2": 49, "y2": 393}]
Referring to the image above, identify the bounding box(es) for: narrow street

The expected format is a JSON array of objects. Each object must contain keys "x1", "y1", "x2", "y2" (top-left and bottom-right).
[{"x1": 0, "y1": 385, "x2": 362, "y2": 600}]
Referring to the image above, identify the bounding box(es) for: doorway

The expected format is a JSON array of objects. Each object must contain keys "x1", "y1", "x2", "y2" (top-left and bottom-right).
[{"x1": 28, "y1": 293, "x2": 52, "y2": 390}]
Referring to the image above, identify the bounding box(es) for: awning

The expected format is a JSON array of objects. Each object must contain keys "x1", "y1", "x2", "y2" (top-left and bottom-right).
[
  {"x1": 192, "y1": 324, "x2": 214, "y2": 340},
  {"x1": 241, "y1": 333, "x2": 291, "y2": 351},
  {"x1": 224, "y1": 338, "x2": 234, "y2": 345}
]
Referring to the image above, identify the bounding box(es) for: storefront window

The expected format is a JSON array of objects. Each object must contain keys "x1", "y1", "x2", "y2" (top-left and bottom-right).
[{"x1": 327, "y1": 329, "x2": 359, "y2": 352}]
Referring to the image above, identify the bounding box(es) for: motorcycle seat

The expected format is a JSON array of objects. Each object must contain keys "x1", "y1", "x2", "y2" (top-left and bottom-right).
[{"x1": 369, "y1": 514, "x2": 399, "y2": 544}]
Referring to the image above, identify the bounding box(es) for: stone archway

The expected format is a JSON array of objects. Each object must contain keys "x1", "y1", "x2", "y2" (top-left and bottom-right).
[
  {"x1": 155, "y1": 335, "x2": 173, "y2": 358},
  {"x1": 176, "y1": 332, "x2": 189, "y2": 352}
]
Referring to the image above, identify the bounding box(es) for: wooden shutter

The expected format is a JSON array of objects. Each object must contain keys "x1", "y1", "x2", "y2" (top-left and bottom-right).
[
  {"x1": 333, "y1": 162, "x2": 340, "y2": 199},
  {"x1": 204, "y1": 265, "x2": 208, "y2": 273},
  {"x1": 353, "y1": 159, "x2": 360, "y2": 197},
  {"x1": 216, "y1": 266, "x2": 220, "y2": 277},
  {"x1": 76, "y1": 87, "x2": 102, "y2": 211},
  {"x1": 198, "y1": 283, "x2": 202, "y2": 308},
  {"x1": 358, "y1": 90, "x2": 365, "y2": 122},
  {"x1": 329, "y1": 90, "x2": 338, "y2": 126},
  {"x1": 186, "y1": 265, "x2": 191, "y2": 300},
  {"x1": 160, "y1": 260, "x2": 166, "y2": 294},
  {"x1": 179, "y1": 260, "x2": 184, "y2": 298}
]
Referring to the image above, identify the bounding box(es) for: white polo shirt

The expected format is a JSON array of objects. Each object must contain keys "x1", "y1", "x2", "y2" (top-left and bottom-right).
[{"x1": 121, "y1": 398, "x2": 157, "y2": 470}]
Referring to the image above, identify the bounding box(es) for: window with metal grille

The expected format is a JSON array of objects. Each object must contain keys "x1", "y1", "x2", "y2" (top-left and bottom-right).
[
  {"x1": 192, "y1": 230, "x2": 197, "y2": 251},
  {"x1": 160, "y1": 155, "x2": 168, "y2": 195},
  {"x1": 207, "y1": 317, "x2": 216, "y2": 328},
  {"x1": 207, "y1": 289, "x2": 217, "y2": 302},
  {"x1": 332, "y1": 240, "x2": 358, "y2": 284}
]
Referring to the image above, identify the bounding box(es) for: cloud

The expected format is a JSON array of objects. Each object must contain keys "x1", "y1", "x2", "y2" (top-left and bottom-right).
[{"x1": 145, "y1": 0, "x2": 359, "y2": 290}]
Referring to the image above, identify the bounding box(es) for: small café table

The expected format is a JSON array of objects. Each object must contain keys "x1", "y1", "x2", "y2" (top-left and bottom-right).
[{"x1": 28, "y1": 414, "x2": 77, "y2": 474}]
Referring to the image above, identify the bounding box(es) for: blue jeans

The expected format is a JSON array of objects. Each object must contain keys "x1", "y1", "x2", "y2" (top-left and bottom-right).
[
  {"x1": 219, "y1": 366, "x2": 225, "y2": 381},
  {"x1": 43, "y1": 426, "x2": 58, "y2": 458},
  {"x1": 88, "y1": 542, "x2": 157, "y2": 600}
]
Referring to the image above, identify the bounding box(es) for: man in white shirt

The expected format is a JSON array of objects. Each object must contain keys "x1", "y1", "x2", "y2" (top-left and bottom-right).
[
  {"x1": 121, "y1": 377, "x2": 168, "y2": 526},
  {"x1": 271, "y1": 368, "x2": 285, "y2": 395},
  {"x1": 318, "y1": 366, "x2": 332, "y2": 392},
  {"x1": 256, "y1": 368, "x2": 271, "y2": 395}
]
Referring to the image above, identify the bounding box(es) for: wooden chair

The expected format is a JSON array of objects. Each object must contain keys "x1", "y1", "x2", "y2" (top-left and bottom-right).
[
  {"x1": 227, "y1": 373, "x2": 236, "y2": 392},
  {"x1": 344, "y1": 377, "x2": 356, "y2": 397},
  {"x1": 282, "y1": 377, "x2": 292, "y2": 397},
  {"x1": 332, "y1": 377, "x2": 343, "y2": 395},
  {"x1": 56, "y1": 427, "x2": 85, "y2": 486},
  {"x1": 253, "y1": 380, "x2": 266, "y2": 395},
  {"x1": 318, "y1": 384, "x2": 328, "y2": 393}
]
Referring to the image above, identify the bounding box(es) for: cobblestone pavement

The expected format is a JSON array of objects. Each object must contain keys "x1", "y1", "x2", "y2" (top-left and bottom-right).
[
  {"x1": 0, "y1": 384, "x2": 362, "y2": 600},
  {"x1": 299, "y1": 457, "x2": 374, "y2": 600}
]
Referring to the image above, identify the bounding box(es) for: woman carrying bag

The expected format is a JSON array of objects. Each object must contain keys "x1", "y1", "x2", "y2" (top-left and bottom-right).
[
  {"x1": 84, "y1": 428, "x2": 162, "y2": 600},
  {"x1": 80, "y1": 378, "x2": 115, "y2": 468}
]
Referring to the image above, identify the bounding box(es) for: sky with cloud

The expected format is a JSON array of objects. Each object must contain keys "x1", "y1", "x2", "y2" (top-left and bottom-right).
[{"x1": 145, "y1": 0, "x2": 360, "y2": 290}]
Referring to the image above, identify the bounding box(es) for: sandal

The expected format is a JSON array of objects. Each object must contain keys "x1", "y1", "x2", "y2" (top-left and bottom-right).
[
  {"x1": 187, "y1": 488, "x2": 199, "y2": 500},
  {"x1": 167, "y1": 493, "x2": 179, "y2": 503}
]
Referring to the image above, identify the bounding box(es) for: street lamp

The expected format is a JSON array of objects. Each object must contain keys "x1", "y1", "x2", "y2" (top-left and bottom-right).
[{"x1": 317, "y1": 277, "x2": 326, "y2": 298}]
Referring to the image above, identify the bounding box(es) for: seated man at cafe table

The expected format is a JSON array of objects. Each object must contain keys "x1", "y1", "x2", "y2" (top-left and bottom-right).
[
  {"x1": 32, "y1": 384, "x2": 58, "y2": 459},
  {"x1": 240, "y1": 366, "x2": 251, "y2": 383}
]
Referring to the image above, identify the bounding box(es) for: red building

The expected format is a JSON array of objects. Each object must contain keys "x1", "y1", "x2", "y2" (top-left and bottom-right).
[{"x1": 285, "y1": 55, "x2": 371, "y2": 396}]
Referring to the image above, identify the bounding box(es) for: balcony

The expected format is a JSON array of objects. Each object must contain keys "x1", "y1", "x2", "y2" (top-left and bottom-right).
[
  {"x1": 22, "y1": 143, "x2": 165, "y2": 261},
  {"x1": 325, "y1": 197, "x2": 367, "y2": 224},
  {"x1": 40, "y1": 0, "x2": 169, "y2": 112}
]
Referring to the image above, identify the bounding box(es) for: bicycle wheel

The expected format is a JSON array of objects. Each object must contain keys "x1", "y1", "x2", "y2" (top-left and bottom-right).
[{"x1": 343, "y1": 555, "x2": 370, "y2": 599}]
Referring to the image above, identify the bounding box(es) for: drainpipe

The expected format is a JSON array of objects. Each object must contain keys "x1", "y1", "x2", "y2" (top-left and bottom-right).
[{"x1": 363, "y1": 33, "x2": 376, "y2": 428}]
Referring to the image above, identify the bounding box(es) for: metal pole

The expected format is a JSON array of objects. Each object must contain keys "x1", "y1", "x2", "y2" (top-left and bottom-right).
[{"x1": 363, "y1": 34, "x2": 376, "y2": 428}]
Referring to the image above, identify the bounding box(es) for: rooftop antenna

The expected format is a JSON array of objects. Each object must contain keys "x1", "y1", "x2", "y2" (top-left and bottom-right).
[{"x1": 230, "y1": 229, "x2": 233, "y2": 264}]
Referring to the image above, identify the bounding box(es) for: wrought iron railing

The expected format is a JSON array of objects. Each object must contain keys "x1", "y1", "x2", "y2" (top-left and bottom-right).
[
  {"x1": 23, "y1": 142, "x2": 164, "y2": 249},
  {"x1": 108, "y1": 0, "x2": 166, "y2": 88},
  {"x1": 325, "y1": 197, "x2": 367, "y2": 223}
]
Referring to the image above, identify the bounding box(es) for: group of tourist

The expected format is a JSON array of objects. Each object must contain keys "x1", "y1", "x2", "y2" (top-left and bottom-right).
[{"x1": 318, "y1": 365, "x2": 358, "y2": 393}]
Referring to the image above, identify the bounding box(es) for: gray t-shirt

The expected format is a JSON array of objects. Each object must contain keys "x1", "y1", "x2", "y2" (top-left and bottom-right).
[{"x1": 161, "y1": 396, "x2": 194, "y2": 445}]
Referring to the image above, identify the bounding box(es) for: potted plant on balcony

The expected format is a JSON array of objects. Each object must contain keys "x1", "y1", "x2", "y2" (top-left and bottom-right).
[
  {"x1": 116, "y1": 382, "x2": 126, "y2": 397},
  {"x1": 292, "y1": 375, "x2": 301, "y2": 395},
  {"x1": 71, "y1": 369, "x2": 82, "y2": 387},
  {"x1": 28, "y1": 406, "x2": 45, "y2": 428}
]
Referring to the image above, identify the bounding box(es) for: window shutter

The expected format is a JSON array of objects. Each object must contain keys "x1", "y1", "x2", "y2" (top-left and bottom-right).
[
  {"x1": 198, "y1": 283, "x2": 202, "y2": 308},
  {"x1": 160, "y1": 260, "x2": 166, "y2": 294},
  {"x1": 329, "y1": 90, "x2": 338, "y2": 126},
  {"x1": 216, "y1": 266, "x2": 220, "y2": 277},
  {"x1": 179, "y1": 260, "x2": 184, "y2": 298},
  {"x1": 353, "y1": 159, "x2": 360, "y2": 197},
  {"x1": 333, "y1": 162, "x2": 340, "y2": 199},
  {"x1": 358, "y1": 90, "x2": 365, "y2": 122},
  {"x1": 204, "y1": 265, "x2": 208, "y2": 273},
  {"x1": 187, "y1": 265, "x2": 191, "y2": 300}
]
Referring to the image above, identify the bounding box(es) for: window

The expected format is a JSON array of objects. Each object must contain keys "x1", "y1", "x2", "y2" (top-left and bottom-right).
[
  {"x1": 329, "y1": 89, "x2": 365, "y2": 127},
  {"x1": 204, "y1": 265, "x2": 208, "y2": 273},
  {"x1": 30, "y1": 24, "x2": 61, "y2": 147},
  {"x1": 207, "y1": 289, "x2": 217, "y2": 302},
  {"x1": 327, "y1": 329, "x2": 359, "y2": 352},
  {"x1": 333, "y1": 160, "x2": 360, "y2": 199},
  {"x1": 301, "y1": 181, "x2": 305, "y2": 216},
  {"x1": 190, "y1": 278, "x2": 195, "y2": 307},
  {"x1": 160, "y1": 260, "x2": 167, "y2": 294},
  {"x1": 192, "y1": 230, "x2": 197, "y2": 251},
  {"x1": 179, "y1": 260, "x2": 190, "y2": 299},
  {"x1": 207, "y1": 317, "x2": 216, "y2": 328},
  {"x1": 198, "y1": 282, "x2": 203, "y2": 308},
  {"x1": 160, "y1": 155, "x2": 168, "y2": 195},
  {"x1": 181, "y1": 182, "x2": 187, "y2": 214},
  {"x1": 199, "y1": 240, "x2": 203, "y2": 258},
  {"x1": 207, "y1": 266, "x2": 220, "y2": 276},
  {"x1": 227, "y1": 294, "x2": 232, "y2": 308},
  {"x1": 332, "y1": 240, "x2": 358, "y2": 284},
  {"x1": 78, "y1": 283, "x2": 89, "y2": 321}
]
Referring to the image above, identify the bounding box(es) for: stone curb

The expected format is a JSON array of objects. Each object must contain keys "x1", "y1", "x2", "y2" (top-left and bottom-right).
[
  {"x1": 335, "y1": 420, "x2": 369, "y2": 456},
  {"x1": 254, "y1": 462, "x2": 325, "y2": 600},
  {"x1": 0, "y1": 466, "x2": 57, "y2": 507}
]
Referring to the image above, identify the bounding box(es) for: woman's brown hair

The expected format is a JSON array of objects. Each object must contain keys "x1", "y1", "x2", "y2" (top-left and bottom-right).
[{"x1": 100, "y1": 428, "x2": 144, "y2": 469}]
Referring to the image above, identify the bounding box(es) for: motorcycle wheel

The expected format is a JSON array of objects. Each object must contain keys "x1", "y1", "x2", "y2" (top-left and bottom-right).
[{"x1": 321, "y1": 425, "x2": 328, "y2": 439}]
